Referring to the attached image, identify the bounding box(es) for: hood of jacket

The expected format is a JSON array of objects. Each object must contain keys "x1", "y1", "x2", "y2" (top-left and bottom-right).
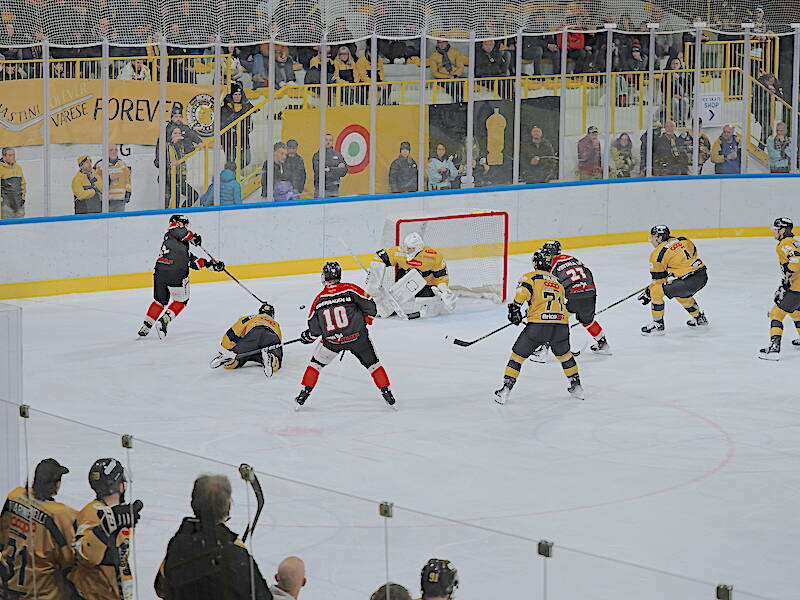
[{"x1": 220, "y1": 169, "x2": 237, "y2": 182}]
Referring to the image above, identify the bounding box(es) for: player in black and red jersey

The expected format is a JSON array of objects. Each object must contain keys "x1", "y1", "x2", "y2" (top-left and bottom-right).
[
  {"x1": 294, "y1": 261, "x2": 396, "y2": 410},
  {"x1": 138, "y1": 214, "x2": 224, "y2": 339},
  {"x1": 540, "y1": 240, "x2": 610, "y2": 354}
]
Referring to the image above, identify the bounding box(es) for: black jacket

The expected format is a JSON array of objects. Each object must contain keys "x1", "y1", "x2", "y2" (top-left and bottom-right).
[
  {"x1": 312, "y1": 147, "x2": 349, "y2": 192},
  {"x1": 154, "y1": 518, "x2": 272, "y2": 600},
  {"x1": 474, "y1": 43, "x2": 508, "y2": 77},
  {"x1": 284, "y1": 154, "x2": 307, "y2": 195},
  {"x1": 389, "y1": 156, "x2": 418, "y2": 192}
]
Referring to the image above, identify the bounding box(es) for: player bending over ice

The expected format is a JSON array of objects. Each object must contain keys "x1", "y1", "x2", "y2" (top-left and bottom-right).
[
  {"x1": 366, "y1": 232, "x2": 456, "y2": 318},
  {"x1": 638, "y1": 225, "x2": 708, "y2": 335},
  {"x1": 494, "y1": 251, "x2": 584, "y2": 404},
  {"x1": 295, "y1": 262, "x2": 396, "y2": 409},
  {"x1": 210, "y1": 302, "x2": 283, "y2": 377},
  {"x1": 759, "y1": 217, "x2": 800, "y2": 360},
  {"x1": 138, "y1": 214, "x2": 224, "y2": 339}
]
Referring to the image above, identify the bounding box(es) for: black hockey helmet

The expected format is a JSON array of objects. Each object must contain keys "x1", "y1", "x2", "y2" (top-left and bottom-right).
[
  {"x1": 650, "y1": 224, "x2": 671, "y2": 241},
  {"x1": 531, "y1": 250, "x2": 550, "y2": 272},
  {"x1": 259, "y1": 302, "x2": 275, "y2": 317},
  {"x1": 421, "y1": 559, "x2": 458, "y2": 598},
  {"x1": 321, "y1": 261, "x2": 342, "y2": 284},
  {"x1": 772, "y1": 217, "x2": 793, "y2": 232},
  {"x1": 541, "y1": 240, "x2": 562, "y2": 259},
  {"x1": 88, "y1": 458, "x2": 126, "y2": 499},
  {"x1": 170, "y1": 214, "x2": 189, "y2": 226}
]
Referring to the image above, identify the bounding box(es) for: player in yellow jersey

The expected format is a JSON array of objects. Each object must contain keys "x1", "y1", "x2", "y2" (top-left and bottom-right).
[
  {"x1": 0, "y1": 459, "x2": 76, "y2": 600},
  {"x1": 638, "y1": 224, "x2": 709, "y2": 335},
  {"x1": 759, "y1": 217, "x2": 800, "y2": 360},
  {"x1": 495, "y1": 251, "x2": 584, "y2": 403},
  {"x1": 367, "y1": 232, "x2": 456, "y2": 318},
  {"x1": 210, "y1": 302, "x2": 283, "y2": 377}
]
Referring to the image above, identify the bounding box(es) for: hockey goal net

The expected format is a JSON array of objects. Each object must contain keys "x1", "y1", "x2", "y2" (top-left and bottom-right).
[{"x1": 381, "y1": 211, "x2": 509, "y2": 302}]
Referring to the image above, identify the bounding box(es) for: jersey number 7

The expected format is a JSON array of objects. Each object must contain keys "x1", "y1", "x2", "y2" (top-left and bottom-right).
[
  {"x1": 543, "y1": 291, "x2": 563, "y2": 312},
  {"x1": 322, "y1": 306, "x2": 350, "y2": 332}
]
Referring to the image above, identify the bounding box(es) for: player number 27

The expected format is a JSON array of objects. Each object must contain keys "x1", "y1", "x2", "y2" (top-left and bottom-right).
[
  {"x1": 565, "y1": 266, "x2": 587, "y2": 282},
  {"x1": 322, "y1": 306, "x2": 350, "y2": 332}
]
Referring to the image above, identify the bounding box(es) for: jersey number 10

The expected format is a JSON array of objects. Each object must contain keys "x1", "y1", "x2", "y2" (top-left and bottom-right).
[{"x1": 322, "y1": 306, "x2": 350, "y2": 332}]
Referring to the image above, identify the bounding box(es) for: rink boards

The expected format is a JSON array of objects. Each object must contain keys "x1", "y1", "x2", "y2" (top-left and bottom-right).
[{"x1": 1, "y1": 174, "x2": 797, "y2": 299}]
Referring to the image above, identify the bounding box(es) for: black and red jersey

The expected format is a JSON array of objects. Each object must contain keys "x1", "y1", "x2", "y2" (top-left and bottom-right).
[
  {"x1": 550, "y1": 254, "x2": 596, "y2": 295},
  {"x1": 154, "y1": 224, "x2": 206, "y2": 277},
  {"x1": 307, "y1": 282, "x2": 377, "y2": 345}
]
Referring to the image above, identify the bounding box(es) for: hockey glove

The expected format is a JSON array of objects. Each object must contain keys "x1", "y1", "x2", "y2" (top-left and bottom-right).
[
  {"x1": 98, "y1": 500, "x2": 143, "y2": 536},
  {"x1": 300, "y1": 329, "x2": 316, "y2": 344},
  {"x1": 638, "y1": 288, "x2": 652, "y2": 306},
  {"x1": 211, "y1": 260, "x2": 226, "y2": 272},
  {"x1": 190, "y1": 233, "x2": 202, "y2": 246},
  {"x1": 507, "y1": 302, "x2": 523, "y2": 325}
]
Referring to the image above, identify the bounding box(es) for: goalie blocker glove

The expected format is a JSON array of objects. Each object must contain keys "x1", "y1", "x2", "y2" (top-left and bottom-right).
[{"x1": 98, "y1": 499, "x2": 144, "y2": 536}]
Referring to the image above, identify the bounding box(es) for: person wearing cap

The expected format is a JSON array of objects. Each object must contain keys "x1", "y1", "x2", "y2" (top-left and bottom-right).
[
  {"x1": 577, "y1": 126, "x2": 602, "y2": 180},
  {"x1": 72, "y1": 154, "x2": 103, "y2": 214},
  {"x1": 520, "y1": 126, "x2": 555, "y2": 184},
  {"x1": 284, "y1": 139, "x2": 307, "y2": 197},
  {"x1": 0, "y1": 458, "x2": 77, "y2": 599},
  {"x1": 626, "y1": 41, "x2": 647, "y2": 72},
  {"x1": 94, "y1": 146, "x2": 132, "y2": 212},
  {"x1": 389, "y1": 141, "x2": 419, "y2": 193},
  {"x1": 154, "y1": 104, "x2": 202, "y2": 169}
]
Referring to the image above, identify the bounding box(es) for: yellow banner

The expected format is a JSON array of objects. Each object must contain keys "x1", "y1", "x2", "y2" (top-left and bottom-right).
[{"x1": 0, "y1": 79, "x2": 215, "y2": 147}]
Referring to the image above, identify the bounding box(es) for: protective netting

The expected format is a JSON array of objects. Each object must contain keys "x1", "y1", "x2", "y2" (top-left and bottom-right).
[
  {"x1": 2, "y1": 1, "x2": 800, "y2": 49},
  {"x1": 383, "y1": 212, "x2": 509, "y2": 301}
]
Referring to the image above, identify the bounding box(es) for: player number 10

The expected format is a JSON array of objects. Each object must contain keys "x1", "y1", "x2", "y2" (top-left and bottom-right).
[{"x1": 322, "y1": 306, "x2": 350, "y2": 331}]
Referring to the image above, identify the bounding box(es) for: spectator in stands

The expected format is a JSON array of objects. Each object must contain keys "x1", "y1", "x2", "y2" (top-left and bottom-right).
[
  {"x1": 666, "y1": 57, "x2": 691, "y2": 126},
  {"x1": 330, "y1": 17, "x2": 357, "y2": 59},
  {"x1": 312, "y1": 133, "x2": 349, "y2": 197},
  {"x1": 202, "y1": 161, "x2": 243, "y2": 205},
  {"x1": 72, "y1": 155, "x2": 103, "y2": 214},
  {"x1": 333, "y1": 46, "x2": 357, "y2": 104},
  {"x1": 626, "y1": 41, "x2": 647, "y2": 71},
  {"x1": 420, "y1": 558, "x2": 458, "y2": 600},
  {"x1": 752, "y1": 73, "x2": 784, "y2": 149},
  {"x1": 267, "y1": 142, "x2": 301, "y2": 201},
  {"x1": 274, "y1": 45, "x2": 297, "y2": 90},
  {"x1": 221, "y1": 86, "x2": 254, "y2": 169},
  {"x1": 269, "y1": 556, "x2": 307, "y2": 600},
  {"x1": 272, "y1": 0, "x2": 321, "y2": 69},
  {"x1": 767, "y1": 121, "x2": 792, "y2": 173},
  {"x1": 610, "y1": 133, "x2": 635, "y2": 178},
  {"x1": 681, "y1": 117, "x2": 711, "y2": 174},
  {"x1": 356, "y1": 47, "x2": 389, "y2": 104},
  {"x1": 305, "y1": 46, "x2": 340, "y2": 103},
  {"x1": 430, "y1": 40, "x2": 467, "y2": 100},
  {"x1": 164, "y1": 127, "x2": 199, "y2": 208},
  {"x1": 521, "y1": 30, "x2": 558, "y2": 76},
  {"x1": 577, "y1": 126, "x2": 602, "y2": 180},
  {"x1": 711, "y1": 124, "x2": 742, "y2": 174},
  {"x1": 553, "y1": 28, "x2": 589, "y2": 74},
  {"x1": 427, "y1": 143, "x2": 458, "y2": 190},
  {"x1": 0, "y1": 147, "x2": 25, "y2": 219},
  {"x1": 653, "y1": 120, "x2": 688, "y2": 176},
  {"x1": 154, "y1": 104, "x2": 202, "y2": 169},
  {"x1": 95, "y1": 146, "x2": 132, "y2": 212},
  {"x1": 370, "y1": 583, "x2": 412, "y2": 600},
  {"x1": 389, "y1": 141, "x2": 419, "y2": 193},
  {"x1": 0, "y1": 458, "x2": 76, "y2": 600},
  {"x1": 285, "y1": 139, "x2": 307, "y2": 196},
  {"x1": 155, "y1": 474, "x2": 272, "y2": 600},
  {"x1": 520, "y1": 126, "x2": 555, "y2": 183},
  {"x1": 474, "y1": 39, "x2": 509, "y2": 78},
  {"x1": 639, "y1": 121, "x2": 663, "y2": 175},
  {"x1": 118, "y1": 57, "x2": 151, "y2": 81}
]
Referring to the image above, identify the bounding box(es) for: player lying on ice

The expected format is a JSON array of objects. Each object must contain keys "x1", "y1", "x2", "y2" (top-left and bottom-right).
[
  {"x1": 366, "y1": 232, "x2": 457, "y2": 319},
  {"x1": 210, "y1": 302, "x2": 284, "y2": 377}
]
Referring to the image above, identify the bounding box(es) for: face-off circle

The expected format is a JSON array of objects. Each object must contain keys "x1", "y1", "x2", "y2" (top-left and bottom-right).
[{"x1": 335, "y1": 124, "x2": 370, "y2": 174}]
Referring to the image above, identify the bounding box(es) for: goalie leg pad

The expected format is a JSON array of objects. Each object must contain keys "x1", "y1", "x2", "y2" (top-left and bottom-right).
[
  {"x1": 414, "y1": 295, "x2": 443, "y2": 318},
  {"x1": 365, "y1": 261, "x2": 388, "y2": 297},
  {"x1": 389, "y1": 269, "x2": 427, "y2": 306}
]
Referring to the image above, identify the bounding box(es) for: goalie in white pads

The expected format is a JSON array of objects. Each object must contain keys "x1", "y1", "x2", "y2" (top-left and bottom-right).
[
  {"x1": 367, "y1": 232, "x2": 456, "y2": 318},
  {"x1": 210, "y1": 302, "x2": 283, "y2": 377}
]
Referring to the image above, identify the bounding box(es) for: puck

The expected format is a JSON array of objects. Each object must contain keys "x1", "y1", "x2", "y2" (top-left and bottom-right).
[{"x1": 299, "y1": 304, "x2": 306, "y2": 310}]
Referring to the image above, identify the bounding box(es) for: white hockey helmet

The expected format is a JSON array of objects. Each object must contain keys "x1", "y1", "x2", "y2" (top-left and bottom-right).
[{"x1": 402, "y1": 232, "x2": 424, "y2": 258}]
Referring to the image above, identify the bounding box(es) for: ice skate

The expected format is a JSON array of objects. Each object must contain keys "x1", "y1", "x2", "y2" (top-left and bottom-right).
[
  {"x1": 494, "y1": 376, "x2": 515, "y2": 405},
  {"x1": 380, "y1": 386, "x2": 397, "y2": 410},
  {"x1": 758, "y1": 336, "x2": 781, "y2": 361},
  {"x1": 567, "y1": 374, "x2": 584, "y2": 400},
  {"x1": 137, "y1": 321, "x2": 152, "y2": 338},
  {"x1": 687, "y1": 313, "x2": 709, "y2": 327},
  {"x1": 529, "y1": 344, "x2": 548, "y2": 363},
  {"x1": 156, "y1": 312, "x2": 172, "y2": 340},
  {"x1": 590, "y1": 336, "x2": 612, "y2": 355},
  {"x1": 294, "y1": 386, "x2": 312, "y2": 410},
  {"x1": 792, "y1": 338, "x2": 800, "y2": 348},
  {"x1": 641, "y1": 321, "x2": 665, "y2": 336},
  {"x1": 262, "y1": 350, "x2": 279, "y2": 378}
]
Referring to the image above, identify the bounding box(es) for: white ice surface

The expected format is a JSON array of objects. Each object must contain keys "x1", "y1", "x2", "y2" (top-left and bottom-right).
[{"x1": 8, "y1": 237, "x2": 800, "y2": 600}]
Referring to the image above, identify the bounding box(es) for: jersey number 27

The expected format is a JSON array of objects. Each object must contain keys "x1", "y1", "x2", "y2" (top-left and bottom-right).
[
  {"x1": 322, "y1": 306, "x2": 350, "y2": 332},
  {"x1": 565, "y1": 266, "x2": 587, "y2": 282}
]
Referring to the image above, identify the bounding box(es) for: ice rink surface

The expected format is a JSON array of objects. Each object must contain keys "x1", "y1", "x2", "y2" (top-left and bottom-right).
[{"x1": 9, "y1": 237, "x2": 800, "y2": 600}]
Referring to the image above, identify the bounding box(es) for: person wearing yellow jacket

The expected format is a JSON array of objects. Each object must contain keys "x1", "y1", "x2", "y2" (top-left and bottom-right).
[
  {"x1": 70, "y1": 459, "x2": 143, "y2": 600},
  {"x1": 0, "y1": 147, "x2": 26, "y2": 219},
  {"x1": 72, "y1": 155, "x2": 103, "y2": 214},
  {"x1": 0, "y1": 459, "x2": 77, "y2": 600},
  {"x1": 95, "y1": 147, "x2": 132, "y2": 212}
]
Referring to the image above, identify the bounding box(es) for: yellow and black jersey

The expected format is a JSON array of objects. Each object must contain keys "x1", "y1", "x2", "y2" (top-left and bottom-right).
[
  {"x1": 514, "y1": 269, "x2": 569, "y2": 324},
  {"x1": 0, "y1": 487, "x2": 77, "y2": 600},
  {"x1": 221, "y1": 314, "x2": 282, "y2": 350},
  {"x1": 649, "y1": 236, "x2": 705, "y2": 281},
  {"x1": 377, "y1": 245, "x2": 449, "y2": 286},
  {"x1": 776, "y1": 236, "x2": 800, "y2": 292}
]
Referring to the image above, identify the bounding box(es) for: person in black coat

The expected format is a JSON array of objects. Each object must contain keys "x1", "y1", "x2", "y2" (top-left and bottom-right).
[
  {"x1": 284, "y1": 139, "x2": 307, "y2": 196},
  {"x1": 154, "y1": 474, "x2": 272, "y2": 600},
  {"x1": 312, "y1": 133, "x2": 349, "y2": 197},
  {"x1": 389, "y1": 141, "x2": 419, "y2": 192},
  {"x1": 221, "y1": 86, "x2": 255, "y2": 169}
]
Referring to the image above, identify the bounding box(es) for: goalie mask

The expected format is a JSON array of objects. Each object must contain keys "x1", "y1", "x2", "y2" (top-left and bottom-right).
[{"x1": 402, "y1": 232, "x2": 425, "y2": 259}]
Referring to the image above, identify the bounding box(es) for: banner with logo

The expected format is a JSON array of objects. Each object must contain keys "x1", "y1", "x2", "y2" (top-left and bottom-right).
[
  {"x1": 0, "y1": 79, "x2": 215, "y2": 147},
  {"x1": 281, "y1": 105, "x2": 423, "y2": 196}
]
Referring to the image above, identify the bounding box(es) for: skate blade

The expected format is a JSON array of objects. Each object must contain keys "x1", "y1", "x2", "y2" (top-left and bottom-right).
[
  {"x1": 529, "y1": 356, "x2": 547, "y2": 363},
  {"x1": 590, "y1": 347, "x2": 613, "y2": 355},
  {"x1": 568, "y1": 386, "x2": 585, "y2": 400},
  {"x1": 387, "y1": 403, "x2": 398, "y2": 411},
  {"x1": 493, "y1": 391, "x2": 508, "y2": 405},
  {"x1": 641, "y1": 330, "x2": 665, "y2": 337},
  {"x1": 757, "y1": 353, "x2": 780, "y2": 361},
  {"x1": 294, "y1": 402, "x2": 303, "y2": 412}
]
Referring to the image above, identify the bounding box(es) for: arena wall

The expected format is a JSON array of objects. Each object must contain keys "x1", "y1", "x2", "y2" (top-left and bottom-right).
[{"x1": 1, "y1": 174, "x2": 797, "y2": 300}]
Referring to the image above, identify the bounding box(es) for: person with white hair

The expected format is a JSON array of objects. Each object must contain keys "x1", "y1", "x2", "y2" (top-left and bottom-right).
[{"x1": 367, "y1": 232, "x2": 456, "y2": 319}]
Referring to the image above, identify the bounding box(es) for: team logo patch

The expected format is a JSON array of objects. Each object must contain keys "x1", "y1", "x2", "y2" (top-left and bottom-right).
[
  {"x1": 335, "y1": 124, "x2": 370, "y2": 174},
  {"x1": 186, "y1": 94, "x2": 215, "y2": 137}
]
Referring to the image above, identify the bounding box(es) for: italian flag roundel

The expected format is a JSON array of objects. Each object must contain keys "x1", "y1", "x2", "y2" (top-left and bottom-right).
[{"x1": 335, "y1": 124, "x2": 370, "y2": 174}]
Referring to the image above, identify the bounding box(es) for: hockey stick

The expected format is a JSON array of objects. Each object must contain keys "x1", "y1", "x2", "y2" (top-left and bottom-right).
[
  {"x1": 337, "y1": 238, "x2": 409, "y2": 319},
  {"x1": 569, "y1": 287, "x2": 647, "y2": 329},
  {"x1": 452, "y1": 322, "x2": 514, "y2": 347},
  {"x1": 221, "y1": 337, "x2": 301, "y2": 361},
  {"x1": 198, "y1": 244, "x2": 265, "y2": 304},
  {"x1": 239, "y1": 464, "x2": 265, "y2": 543}
]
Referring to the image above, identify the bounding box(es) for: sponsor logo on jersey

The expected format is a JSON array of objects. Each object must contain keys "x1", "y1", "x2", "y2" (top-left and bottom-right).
[
  {"x1": 543, "y1": 280, "x2": 561, "y2": 289},
  {"x1": 669, "y1": 241, "x2": 684, "y2": 251},
  {"x1": 407, "y1": 259, "x2": 423, "y2": 267},
  {"x1": 540, "y1": 312, "x2": 564, "y2": 321}
]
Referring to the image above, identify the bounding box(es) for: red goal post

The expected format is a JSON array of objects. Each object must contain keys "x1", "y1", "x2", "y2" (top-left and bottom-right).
[{"x1": 381, "y1": 211, "x2": 509, "y2": 302}]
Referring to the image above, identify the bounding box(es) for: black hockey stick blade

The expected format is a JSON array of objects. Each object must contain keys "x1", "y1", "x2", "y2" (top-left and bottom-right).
[{"x1": 452, "y1": 323, "x2": 514, "y2": 347}]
